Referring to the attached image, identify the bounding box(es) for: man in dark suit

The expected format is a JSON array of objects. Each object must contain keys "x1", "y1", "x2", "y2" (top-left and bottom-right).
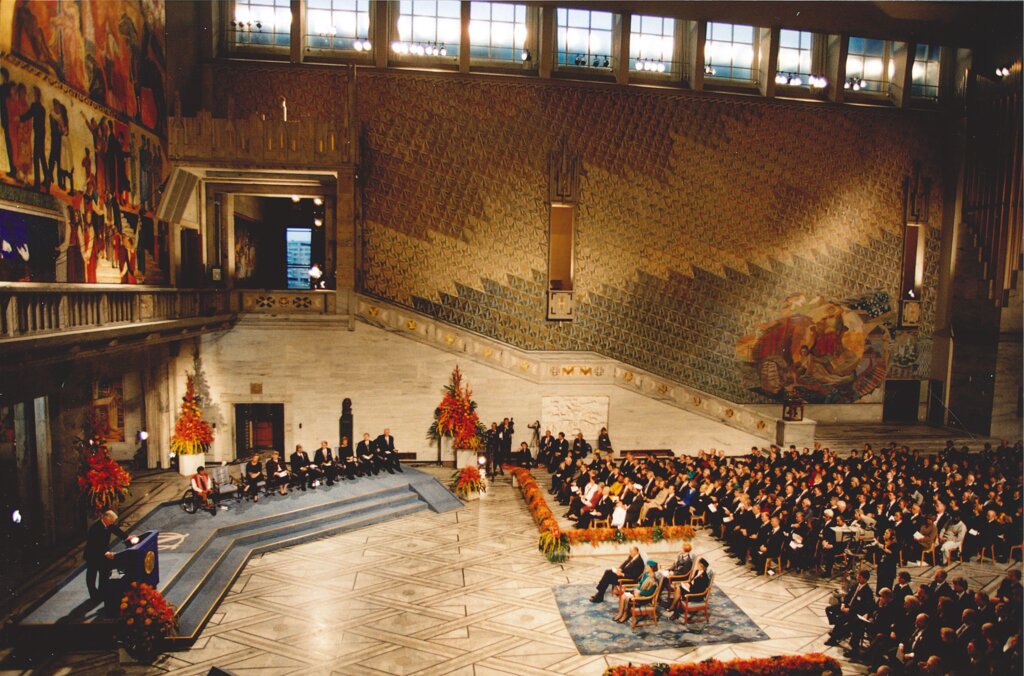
[
  {"x1": 357, "y1": 433, "x2": 380, "y2": 475},
  {"x1": 314, "y1": 440, "x2": 338, "y2": 485},
  {"x1": 548, "y1": 432, "x2": 569, "y2": 471},
  {"x1": 537, "y1": 430, "x2": 555, "y2": 467},
  {"x1": 374, "y1": 428, "x2": 401, "y2": 473},
  {"x1": 290, "y1": 444, "x2": 319, "y2": 490},
  {"x1": 825, "y1": 569, "x2": 875, "y2": 647},
  {"x1": 495, "y1": 418, "x2": 513, "y2": 474},
  {"x1": 85, "y1": 510, "x2": 129, "y2": 600},
  {"x1": 591, "y1": 546, "x2": 644, "y2": 602}
]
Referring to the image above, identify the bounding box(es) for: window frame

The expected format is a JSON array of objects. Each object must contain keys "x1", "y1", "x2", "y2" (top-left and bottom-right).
[
  {"x1": 225, "y1": 0, "x2": 294, "y2": 55},
  {"x1": 554, "y1": 7, "x2": 617, "y2": 74},
  {"x1": 910, "y1": 43, "x2": 942, "y2": 101},
  {"x1": 391, "y1": 0, "x2": 463, "y2": 67},
  {"x1": 303, "y1": 0, "x2": 374, "y2": 58},
  {"x1": 703, "y1": 21, "x2": 760, "y2": 86},
  {"x1": 844, "y1": 36, "x2": 895, "y2": 97},
  {"x1": 629, "y1": 14, "x2": 682, "y2": 81},
  {"x1": 468, "y1": 1, "x2": 536, "y2": 70}
]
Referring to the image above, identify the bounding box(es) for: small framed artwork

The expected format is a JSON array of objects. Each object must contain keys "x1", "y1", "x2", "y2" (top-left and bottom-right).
[{"x1": 900, "y1": 300, "x2": 921, "y2": 328}]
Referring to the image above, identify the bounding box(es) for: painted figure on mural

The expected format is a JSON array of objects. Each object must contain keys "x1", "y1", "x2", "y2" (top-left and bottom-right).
[
  {"x1": 51, "y1": 2, "x2": 88, "y2": 93},
  {"x1": 0, "y1": 69, "x2": 16, "y2": 178},
  {"x1": 45, "y1": 98, "x2": 65, "y2": 190},
  {"x1": 20, "y1": 86, "x2": 47, "y2": 190},
  {"x1": 10, "y1": 83, "x2": 32, "y2": 182}
]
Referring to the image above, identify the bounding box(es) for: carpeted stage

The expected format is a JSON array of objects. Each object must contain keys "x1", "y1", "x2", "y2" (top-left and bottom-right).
[{"x1": 11, "y1": 468, "x2": 462, "y2": 651}]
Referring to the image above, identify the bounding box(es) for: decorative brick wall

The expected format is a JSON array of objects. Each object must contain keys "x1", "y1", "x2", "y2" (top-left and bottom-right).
[{"x1": 356, "y1": 72, "x2": 946, "y2": 403}]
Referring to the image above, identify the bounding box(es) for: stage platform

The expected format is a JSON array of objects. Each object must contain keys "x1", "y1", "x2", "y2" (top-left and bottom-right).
[{"x1": 10, "y1": 467, "x2": 462, "y2": 651}]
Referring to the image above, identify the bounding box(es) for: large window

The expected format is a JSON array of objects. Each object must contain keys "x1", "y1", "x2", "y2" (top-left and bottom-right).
[
  {"x1": 630, "y1": 15, "x2": 675, "y2": 73},
  {"x1": 912, "y1": 44, "x2": 941, "y2": 99},
  {"x1": 470, "y1": 2, "x2": 528, "y2": 63},
  {"x1": 306, "y1": 0, "x2": 371, "y2": 52},
  {"x1": 285, "y1": 228, "x2": 313, "y2": 290},
  {"x1": 705, "y1": 22, "x2": 755, "y2": 81},
  {"x1": 556, "y1": 8, "x2": 613, "y2": 69},
  {"x1": 846, "y1": 37, "x2": 891, "y2": 93},
  {"x1": 777, "y1": 29, "x2": 812, "y2": 82},
  {"x1": 230, "y1": 0, "x2": 292, "y2": 48},
  {"x1": 395, "y1": 0, "x2": 461, "y2": 57}
]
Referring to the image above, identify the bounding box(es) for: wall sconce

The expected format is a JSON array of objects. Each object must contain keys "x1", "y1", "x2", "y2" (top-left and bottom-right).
[
  {"x1": 844, "y1": 77, "x2": 867, "y2": 91},
  {"x1": 704, "y1": 65, "x2": 717, "y2": 76},
  {"x1": 995, "y1": 66, "x2": 1011, "y2": 78},
  {"x1": 637, "y1": 59, "x2": 667, "y2": 73},
  {"x1": 352, "y1": 39, "x2": 372, "y2": 51},
  {"x1": 521, "y1": 49, "x2": 531, "y2": 62}
]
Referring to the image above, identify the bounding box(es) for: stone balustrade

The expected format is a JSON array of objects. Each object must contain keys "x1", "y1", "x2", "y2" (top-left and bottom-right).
[
  {"x1": 169, "y1": 111, "x2": 350, "y2": 167},
  {"x1": 0, "y1": 285, "x2": 230, "y2": 340}
]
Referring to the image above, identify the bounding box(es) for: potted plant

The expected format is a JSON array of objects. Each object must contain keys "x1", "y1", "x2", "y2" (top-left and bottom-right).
[
  {"x1": 170, "y1": 373, "x2": 214, "y2": 477},
  {"x1": 450, "y1": 465, "x2": 486, "y2": 500},
  {"x1": 117, "y1": 582, "x2": 177, "y2": 661},
  {"x1": 427, "y1": 366, "x2": 486, "y2": 467}
]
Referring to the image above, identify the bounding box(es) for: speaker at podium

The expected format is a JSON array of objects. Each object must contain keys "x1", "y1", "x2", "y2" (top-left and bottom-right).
[{"x1": 104, "y1": 530, "x2": 160, "y2": 615}]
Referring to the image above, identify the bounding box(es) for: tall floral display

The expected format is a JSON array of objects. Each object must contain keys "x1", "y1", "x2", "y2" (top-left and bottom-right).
[
  {"x1": 77, "y1": 421, "x2": 132, "y2": 514},
  {"x1": 170, "y1": 373, "x2": 214, "y2": 476},
  {"x1": 428, "y1": 366, "x2": 486, "y2": 451}
]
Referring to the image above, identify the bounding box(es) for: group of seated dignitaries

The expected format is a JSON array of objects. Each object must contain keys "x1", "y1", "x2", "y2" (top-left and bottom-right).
[
  {"x1": 824, "y1": 566, "x2": 1023, "y2": 675},
  {"x1": 590, "y1": 540, "x2": 713, "y2": 623},
  {"x1": 229, "y1": 429, "x2": 402, "y2": 502}
]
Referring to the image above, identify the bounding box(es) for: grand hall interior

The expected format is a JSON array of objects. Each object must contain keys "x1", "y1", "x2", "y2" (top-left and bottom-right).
[{"x1": 0, "y1": 1, "x2": 1021, "y2": 674}]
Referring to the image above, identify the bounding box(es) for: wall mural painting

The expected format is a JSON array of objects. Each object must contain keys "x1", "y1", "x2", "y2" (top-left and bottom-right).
[
  {"x1": 0, "y1": 60, "x2": 168, "y2": 284},
  {"x1": 12, "y1": 0, "x2": 167, "y2": 134},
  {"x1": 233, "y1": 215, "x2": 257, "y2": 283},
  {"x1": 93, "y1": 376, "x2": 126, "y2": 443},
  {"x1": 736, "y1": 292, "x2": 894, "y2": 404}
]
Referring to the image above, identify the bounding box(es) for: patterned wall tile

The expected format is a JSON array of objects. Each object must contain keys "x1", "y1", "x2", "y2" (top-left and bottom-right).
[{"x1": 356, "y1": 73, "x2": 946, "y2": 403}]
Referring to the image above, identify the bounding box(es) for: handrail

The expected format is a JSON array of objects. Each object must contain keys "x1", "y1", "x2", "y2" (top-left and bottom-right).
[{"x1": 0, "y1": 287, "x2": 232, "y2": 340}]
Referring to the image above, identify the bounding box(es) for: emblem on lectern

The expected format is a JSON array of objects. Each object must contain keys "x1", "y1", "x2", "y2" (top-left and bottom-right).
[{"x1": 144, "y1": 550, "x2": 156, "y2": 575}]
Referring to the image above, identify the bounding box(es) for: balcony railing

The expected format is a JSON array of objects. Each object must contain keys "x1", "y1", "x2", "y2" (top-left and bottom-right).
[
  {"x1": 0, "y1": 285, "x2": 231, "y2": 340},
  {"x1": 168, "y1": 111, "x2": 351, "y2": 167}
]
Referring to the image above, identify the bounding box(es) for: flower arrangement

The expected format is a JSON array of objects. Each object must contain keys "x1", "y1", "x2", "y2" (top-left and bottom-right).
[
  {"x1": 512, "y1": 467, "x2": 694, "y2": 561},
  {"x1": 77, "y1": 421, "x2": 131, "y2": 514},
  {"x1": 170, "y1": 373, "x2": 214, "y2": 456},
  {"x1": 118, "y1": 582, "x2": 177, "y2": 658},
  {"x1": 603, "y1": 654, "x2": 842, "y2": 676},
  {"x1": 451, "y1": 465, "x2": 486, "y2": 498},
  {"x1": 427, "y1": 366, "x2": 486, "y2": 450}
]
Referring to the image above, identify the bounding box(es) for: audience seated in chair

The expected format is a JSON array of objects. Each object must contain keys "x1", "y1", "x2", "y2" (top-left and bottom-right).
[
  {"x1": 242, "y1": 452, "x2": 265, "y2": 502},
  {"x1": 265, "y1": 451, "x2": 290, "y2": 495},
  {"x1": 590, "y1": 546, "x2": 644, "y2": 603},
  {"x1": 614, "y1": 560, "x2": 660, "y2": 624},
  {"x1": 668, "y1": 557, "x2": 712, "y2": 622}
]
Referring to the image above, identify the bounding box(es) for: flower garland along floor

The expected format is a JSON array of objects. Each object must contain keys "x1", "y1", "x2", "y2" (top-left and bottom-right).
[{"x1": 511, "y1": 468, "x2": 694, "y2": 562}]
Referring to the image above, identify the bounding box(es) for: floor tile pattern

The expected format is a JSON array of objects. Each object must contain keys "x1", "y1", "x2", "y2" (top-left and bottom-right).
[{"x1": 3, "y1": 467, "x2": 1018, "y2": 676}]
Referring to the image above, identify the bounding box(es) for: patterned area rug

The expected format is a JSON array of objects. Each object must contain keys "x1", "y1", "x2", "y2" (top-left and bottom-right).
[{"x1": 552, "y1": 583, "x2": 769, "y2": 655}]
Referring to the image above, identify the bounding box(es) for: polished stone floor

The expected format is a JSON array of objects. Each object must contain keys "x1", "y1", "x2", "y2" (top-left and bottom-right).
[{"x1": 2, "y1": 467, "x2": 1018, "y2": 675}]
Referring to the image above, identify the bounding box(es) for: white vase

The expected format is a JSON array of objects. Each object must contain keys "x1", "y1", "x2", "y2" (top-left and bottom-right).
[
  {"x1": 440, "y1": 437, "x2": 455, "y2": 463},
  {"x1": 178, "y1": 452, "x2": 206, "y2": 477},
  {"x1": 455, "y1": 448, "x2": 478, "y2": 469},
  {"x1": 463, "y1": 490, "x2": 480, "y2": 501}
]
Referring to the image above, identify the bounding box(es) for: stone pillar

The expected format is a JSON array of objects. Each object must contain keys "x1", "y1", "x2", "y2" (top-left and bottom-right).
[{"x1": 336, "y1": 168, "x2": 357, "y2": 327}]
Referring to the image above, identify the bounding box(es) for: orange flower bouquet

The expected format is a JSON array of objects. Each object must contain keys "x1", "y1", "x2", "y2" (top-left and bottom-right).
[
  {"x1": 451, "y1": 465, "x2": 486, "y2": 498},
  {"x1": 118, "y1": 582, "x2": 177, "y2": 659},
  {"x1": 428, "y1": 366, "x2": 486, "y2": 450},
  {"x1": 77, "y1": 421, "x2": 131, "y2": 514}
]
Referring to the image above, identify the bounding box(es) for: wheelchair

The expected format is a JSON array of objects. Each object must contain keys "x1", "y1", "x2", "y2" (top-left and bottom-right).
[{"x1": 180, "y1": 465, "x2": 242, "y2": 513}]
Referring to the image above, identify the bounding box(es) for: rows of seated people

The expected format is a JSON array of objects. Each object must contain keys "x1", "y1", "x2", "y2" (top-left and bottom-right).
[
  {"x1": 189, "y1": 430, "x2": 403, "y2": 511},
  {"x1": 827, "y1": 566, "x2": 1021, "y2": 675},
  {"x1": 544, "y1": 439, "x2": 1023, "y2": 581}
]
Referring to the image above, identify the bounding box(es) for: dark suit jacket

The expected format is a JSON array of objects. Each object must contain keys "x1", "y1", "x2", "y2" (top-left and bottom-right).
[
  {"x1": 313, "y1": 448, "x2": 335, "y2": 465},
  {"x1": 844, "y1": 583, "x2": 875, "y2": 615},
  {"x1": 357, "y1": 440, "x2": 374, "y2": 457},
  {"x1": 555, "y1": 438, "x2": 569, "y2": 455},
  {"x1": 337, "y1": 445, "x2": 355, "y2": 460},
  {"x1": 620, "y1": 553, "x2": 644, "y2": 581},
  {"x1": 687, "y1": 570, "x2": 711, "y2": 596},
  {"x1": 290, "y1": 451, "x2": 311, "y2": 472},
  {"x1": 85, "y1": 519, "x2": 127, "y2": 563},
  {"x1": 375, "y1": 435, "x2": 396, "y2": 453}
]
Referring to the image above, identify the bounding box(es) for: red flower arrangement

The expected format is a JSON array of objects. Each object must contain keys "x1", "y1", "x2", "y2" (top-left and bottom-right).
[
  {"x1": 512, "y1": 467, "x2": 695, "y2": 561},
  {"x1": 428, "y1": 366, "x2": 486, "y2": 450},
  {"x1": 118, "y1": 582, "x2": 178, "y2": 658},
  {"x1": 603, "y1": 653, "x2": 842, "y2": 676},
  {"x1": 170, "y1": 374, "x2": 214, "y2": 456},
  {"x1": 451, "y1": 465, "x2": 486, "y2": 498},
  {"x1": 77, "y1": 420, "x2": 131, "y2": 514}
]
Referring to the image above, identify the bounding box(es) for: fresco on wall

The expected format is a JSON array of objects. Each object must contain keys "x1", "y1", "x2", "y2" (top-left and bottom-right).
[
  {"x1": 234, "y1": 215, "x2": 257, "y2": 283},
  {"x1": 93, "y1": 376, "x2": 125, "y2": 442},
  {"x1": 0, "y1": 60, "x2": 168, "y2": 283},
  {"x1": 11, "y1": 0, "x2": 166, "y2": 134},
  {"x1": 736, "y1": 292, "x2": 894, "y2": 404}
]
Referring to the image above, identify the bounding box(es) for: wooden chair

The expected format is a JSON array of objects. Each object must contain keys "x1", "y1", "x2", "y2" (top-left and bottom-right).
[
  {"x1": 660, "y1": 567, "x2": 696, "y2": 605},
  {"x1": 630, "y1": 576, "x2": 665, "y2": 629},
  {"x1": 689, "y1": 512, "x2": 706, "y2": 529},
  {"x1": 977, "y1": 544, "x2": 997, "y2": 563},
  {"x1": 1009, "y1": 543, "x2": 1023, "y2": 561},
  {"x1": 590, "y1": 517, "x2": 611, "y2": 529},
  {"x1": 615, "y1": 576, "x2": 638, "y2": 597},
  {"x1": 922, "y1": 540, "x2": 939, "y2": 567},
  {"x1": 763, "y1": 554, "x2": 784, "y2": 577},
  {"x1": 681, "y1": 571, "x2": 715, "y2": 624}
]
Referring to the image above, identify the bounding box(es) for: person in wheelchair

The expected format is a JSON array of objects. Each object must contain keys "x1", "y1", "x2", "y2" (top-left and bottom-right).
[
  {"x1": 266, "y1": 450, "x2": 291, "y2": 496},
  {"x1": 190, "y1": 466, "x2": 216, "y2": 513}
]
